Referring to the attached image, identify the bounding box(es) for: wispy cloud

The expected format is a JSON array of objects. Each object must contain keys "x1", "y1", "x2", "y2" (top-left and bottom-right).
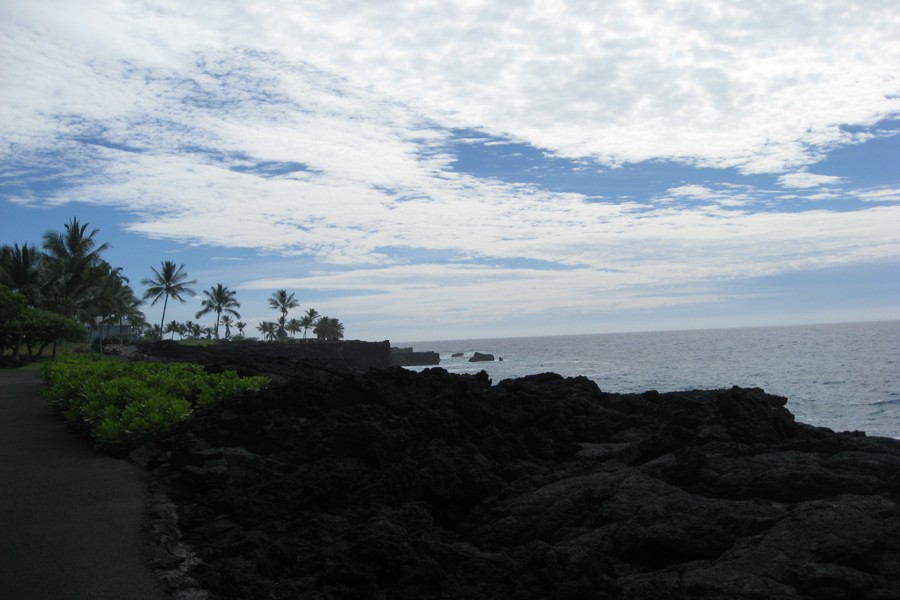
[
  {"x1": 853, "y1": 187, "x2": 900, "y2": 203},
  {"x1": 778, "y1": 172, "x2": 847, "y2": 189}
]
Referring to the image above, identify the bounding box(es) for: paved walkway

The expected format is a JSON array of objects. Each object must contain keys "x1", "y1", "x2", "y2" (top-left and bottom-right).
[{"x1": 0, "y1": 370, "x2": 168, "y2": 600}]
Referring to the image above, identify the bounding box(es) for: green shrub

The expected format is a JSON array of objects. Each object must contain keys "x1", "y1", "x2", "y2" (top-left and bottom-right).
[{"x1": 42, "y1": 354, "x2": 268, "y2": 452}]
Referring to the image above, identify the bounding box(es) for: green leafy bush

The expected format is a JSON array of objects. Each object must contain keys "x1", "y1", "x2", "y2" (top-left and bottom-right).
[{"x1": 41, "y1": 354, "x2": 268, "y2": 452}]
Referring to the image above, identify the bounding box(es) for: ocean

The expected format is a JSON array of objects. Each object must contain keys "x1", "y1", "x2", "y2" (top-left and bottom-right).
[{"x1": 403, "y1": 320, "x2": 900, "y2": 439}]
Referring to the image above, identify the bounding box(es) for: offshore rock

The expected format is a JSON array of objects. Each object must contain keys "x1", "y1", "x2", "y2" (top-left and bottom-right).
[
  {"x1": 141, "y1": 366, "x2": 900, "y2": 600},
  {"x1": 469, "y1": 351, "x2": 495, "y2": 362}
]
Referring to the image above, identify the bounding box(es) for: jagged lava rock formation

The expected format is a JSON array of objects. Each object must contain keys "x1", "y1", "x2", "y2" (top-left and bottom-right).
[{"x1": 139, "y1": 365, "x2": 900, "y2": 600}]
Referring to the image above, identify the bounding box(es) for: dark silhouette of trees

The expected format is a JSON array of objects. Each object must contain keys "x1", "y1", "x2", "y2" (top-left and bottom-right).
[{"x1": 314, "y1": 316, "x2": 344, "y2": 341}]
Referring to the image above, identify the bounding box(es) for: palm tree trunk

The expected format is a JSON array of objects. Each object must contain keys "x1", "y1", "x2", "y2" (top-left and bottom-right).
[{"x1": 159, "y1": 293, "x2": 169, "y2": 339}]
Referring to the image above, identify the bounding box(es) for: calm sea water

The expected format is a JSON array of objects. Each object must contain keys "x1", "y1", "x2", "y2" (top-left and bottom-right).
[{"x1": 403, "y1": 321, "x2": 900, "y2": 439}]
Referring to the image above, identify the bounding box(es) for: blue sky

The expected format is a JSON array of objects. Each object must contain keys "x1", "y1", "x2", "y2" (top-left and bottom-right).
[{"x1": 1, "y1": 0, "x2": 899, "y2": 342}]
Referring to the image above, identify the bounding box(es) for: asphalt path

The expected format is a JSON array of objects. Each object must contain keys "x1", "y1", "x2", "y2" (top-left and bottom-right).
[{"x1": 0, "y1": 369, "x2": 168, "y2": 600}]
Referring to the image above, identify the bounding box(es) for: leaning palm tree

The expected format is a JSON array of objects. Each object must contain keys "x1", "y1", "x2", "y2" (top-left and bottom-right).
[
  {"x1": 141, "y1": 261, "x2": 197, "y2": 336},
  {"x1": 268, "y1": 289, "x2": 299, "y2": 339},
  {"x1": 195, "y1": 283, "x2": 241, "y2": 339}
]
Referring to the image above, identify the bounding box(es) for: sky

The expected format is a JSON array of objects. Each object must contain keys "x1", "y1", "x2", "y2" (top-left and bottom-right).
[{"x1": 1, "y1": 0, "x2": 899, "y2": 343}]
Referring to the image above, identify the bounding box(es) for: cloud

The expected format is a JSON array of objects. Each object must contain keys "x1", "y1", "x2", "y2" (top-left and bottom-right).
[
  {"x1": 778, "y1": 172, "x2": 847, "y2": 189},
  {"x1": 232, "y1": 0, "x2": 900, "y2": 173},
  {"x1": 2, "y1": 0, "x2": 899, "y2": 337},
  {"x1": 7, "y1": 0, "x2": 898, "y2": 176},
  {"x1": 853, "y1": 187, "x2": 900, "y2": 203}
]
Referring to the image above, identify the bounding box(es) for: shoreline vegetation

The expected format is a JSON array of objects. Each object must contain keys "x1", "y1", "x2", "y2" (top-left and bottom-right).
[{"x1": 1, "y1": 217, "x2": 345, "y2": 370}]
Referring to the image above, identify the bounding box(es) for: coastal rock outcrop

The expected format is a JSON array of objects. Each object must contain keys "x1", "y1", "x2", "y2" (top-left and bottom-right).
[
  {"x1": 140, "y1": 365, "x2": 900, "y2": 600},
  {"x1": 390, "y1": 347, "x2": 441, "y2": 367},
  {"x1": 468, "y1": 351, "x2": 495, "y2": 362}
]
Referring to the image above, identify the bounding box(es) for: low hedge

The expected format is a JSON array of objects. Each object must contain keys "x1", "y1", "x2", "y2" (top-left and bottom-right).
[{"x1": 41, "y1": 354, "x2": 268, "y2": 452}]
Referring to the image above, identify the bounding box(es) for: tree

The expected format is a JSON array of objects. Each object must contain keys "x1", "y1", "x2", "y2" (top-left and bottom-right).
[
  {"x1": 141, "y1": 261, "x2": 197, "y2": 335},
  {"x1": 299, "y1": 308, "x2": 319, "y2": 339},
  {"x1": 0, "y1": 285, "x2": 26, "y2": 326},
  {"x1": 313, "y1": 316, "x2": 344, "y2": 341},
  {"x1": 164, "y1": 320, "x2": 183, "y2": 340},
  {"x1": 286, "y1": 318, "x2": 302, "y2": 338},
  {"x1": 41, "y1": 217, "x2": 111, "y2": 321},
  {"x1": 268, "y1": 289, "x2": 299, "y2": 339},
  {"x1": 0, "y1": 285, "x2": 27, "y2": 360},
  {"x1": 14, "y1": 308, "x2": 85, "y2": 360},
  {"x1": 195, "y1": 284, "x2": 241, "y2": 339},
  {"x1": 1, "y1": 288, "x2": 85, "y2": 361},
  {"x1": 235, "y1": 321, "x2": 247, "y2": 338},
  {"x1": 92, "y1": 263, "x2": 143, "y2": 348},
  {"x1": 256, "y1": 321, "x2": 277, "y2": 342},
  {"x1": 220, "y1": 315, "x2": 234, "y2": 339},
  {"x1": 145, "y1": 323, "x2": 163, "y2": 341},
  {"x1": 0, "y1": 242, "x2": 44, "y2": 307}
]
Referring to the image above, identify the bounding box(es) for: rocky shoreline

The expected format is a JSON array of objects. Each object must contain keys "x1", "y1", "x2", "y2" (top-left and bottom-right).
[{"x1": 134, "y1": 353, "x2": 900, "y2": 599}]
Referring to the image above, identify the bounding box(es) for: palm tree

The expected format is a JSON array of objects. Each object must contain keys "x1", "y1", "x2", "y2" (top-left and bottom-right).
[
  {"x1": 0, "y1": 242, "x2": 44, "y2": 307},
  {"x1": 195, "y1": 283, "x2": 241, "y2": 339},
  {"x1": 181, "y1": 320, "x2": 196, "y2": 339},
  {"x1": 299, "y1": 308, "x2": 319, "y2": 339},
  {"x1": 94, "y1": 265, "x2": 143, "y2": 346},
  {"x1": 286, "y1": 318, "x2": 302, "y2": 338},
  {"x1": 41, "y1": 217, "x2": 110, "y2": 320},
  {"x1": 268, "y1": 289, "x2": 299, "y2": 339},
  {"x1": 164, "y1": 320, "x2": 182, "y2": 340},
  {"x1": 235, "y1": 321, "x2": 247, "y2": 338},
  {"x1": 220, "y1": 315, "x2": 234, "y2": 339},
  {"x1": 257, "y1": 321, "x2": 277, "y2": 341},
  {"x1": 313, "y1": 316, "x2": 344, "y2": 341},
  {"x1": 146, "y1": 323, "x2": 163, "y2": 341},
  {"x1": 141, "y1": 261, "x2": 197, "y2": 335}
]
